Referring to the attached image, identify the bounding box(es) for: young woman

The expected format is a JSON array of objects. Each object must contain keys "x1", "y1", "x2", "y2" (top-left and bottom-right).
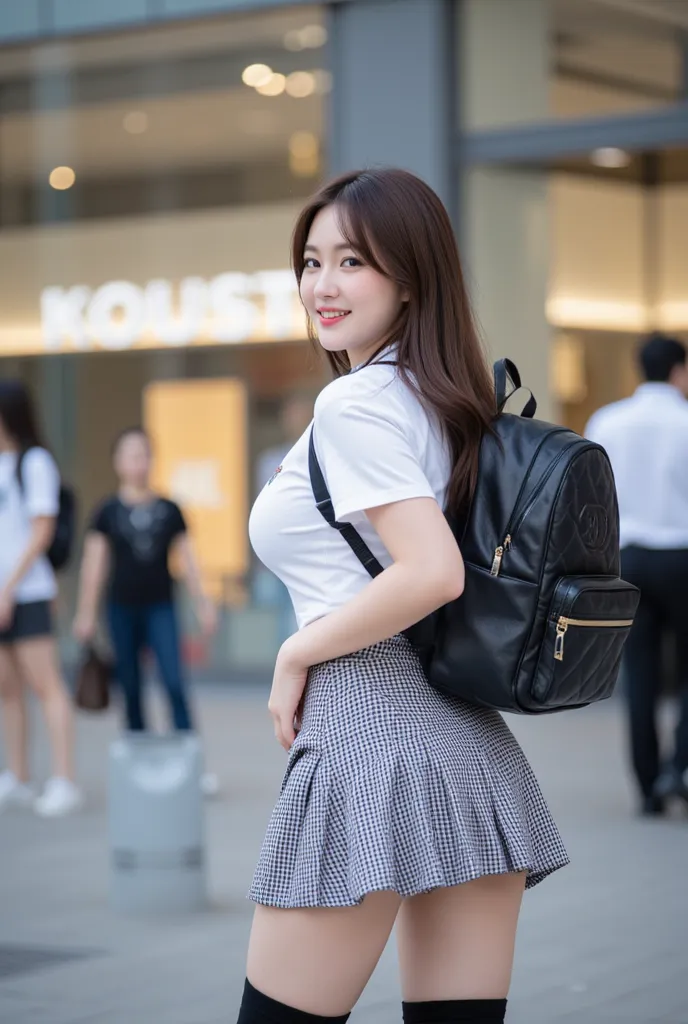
[
  {"x1": 73, "y1": 427, "x2": 218, "y2": 792},
  {"x1": 0, "y1": 380, "x2": 82, "y2": 817},
  {"x1": 243, "y1": 169, "x2": 569, "y2": 1024}
]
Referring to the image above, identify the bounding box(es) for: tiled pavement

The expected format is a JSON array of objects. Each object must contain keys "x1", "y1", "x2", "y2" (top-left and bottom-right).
[{"x1": 1, "y1": 685, "x2": 687, "y2": 1023}]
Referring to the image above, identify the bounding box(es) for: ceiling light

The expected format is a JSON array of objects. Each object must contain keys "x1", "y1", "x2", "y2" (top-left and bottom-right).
[
  {"x1": 289, "y1": 131, "x2": 320, "y2": 178},
  {"x1": 242, "y1": 63, "x2": 273, "y2": 88},
  {"x1": 123, "y1": 111, "x2": 148, "y2": 134},
  {"x1": 284, "y1": 24, "x2": 328, "y2": 51},
  {"x1": 285, "y1": 71, "x2": 316, "y2": 98},
  {"x1": 284, "y1": 30, "x2": 305, "y2": 51},
  {"x1": 49, "y1": 166, "x2": 76, "y2": 190},
  {"x1": 256, "y1": 73, "x2": 286, "y2": 97},
  {"x1": 313, "y1": 69, "x2": 333, "y2": 95},
  {"x1": 300, "y1": 25, "x2": 328, "y2": 48},
  {"x1": 590, "y1": 147, "x2": 631, "y2": 169}
]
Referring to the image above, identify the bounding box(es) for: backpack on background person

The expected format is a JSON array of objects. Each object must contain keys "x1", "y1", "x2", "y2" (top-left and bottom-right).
[
  {"x1": 17, "y1": 449, "x2": 77, "y2": 572},
  {"x1": 310, "y1": 358, "x2": 640, "y2": 715}
]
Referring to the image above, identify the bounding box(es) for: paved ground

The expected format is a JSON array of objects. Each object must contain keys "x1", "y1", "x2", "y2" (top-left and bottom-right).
[{"x1": 1, "y1": 685, "x2": 687, "y2": 1024}]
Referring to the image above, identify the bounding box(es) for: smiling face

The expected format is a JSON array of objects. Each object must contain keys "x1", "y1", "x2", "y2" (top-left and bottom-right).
[{"x1": 298, "y1": 205, "x2": 407, "y2": 367}]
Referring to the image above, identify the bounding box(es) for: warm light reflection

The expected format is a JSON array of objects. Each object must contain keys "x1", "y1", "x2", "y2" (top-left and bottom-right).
[
  {"x1": 49, "y1": 166, "x2": 76, "y2": 190},
  {"x1": 256, "y1": 73, "x2": 286, "y2": 97},
  {"x1": 547, "y1": 296, "x2": 648, "y2": 331},
  {"x1": 289, "y1": 132, "x2": 319, "y2": 177},
  {"x1": 242, "y1": 63, "x2": 273, "y2": 88},
  {"x1": 286, "y1": 71, "x2": 316, "y2": 98}
]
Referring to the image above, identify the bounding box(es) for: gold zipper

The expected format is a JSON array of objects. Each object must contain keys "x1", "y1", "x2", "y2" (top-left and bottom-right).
[
  {"x1": 554, "y1": 616, "x2": 634, "y2": 661},
  {"x1": 490, "y1": 535, "x2": 512, "y2": 576}
]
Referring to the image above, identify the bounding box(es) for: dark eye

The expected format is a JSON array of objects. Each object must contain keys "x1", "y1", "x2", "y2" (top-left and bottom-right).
[
  {"x1": 342, "y1": 257, "x2": 362, "y2": 268},
  {"x1": 303, "y1": 257, "x2": 319, "y2": 269}
]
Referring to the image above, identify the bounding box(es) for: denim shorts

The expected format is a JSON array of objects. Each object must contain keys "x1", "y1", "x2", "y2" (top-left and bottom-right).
[{"x1": 0, "y1": 600, "x2": 53, "y2": 645}]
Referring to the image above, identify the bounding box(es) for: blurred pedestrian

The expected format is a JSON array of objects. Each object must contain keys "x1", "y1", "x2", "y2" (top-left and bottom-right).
[
  {"x1": 0, "y1": 380, "x2": 83, "y2": 817},
  {"x1": 586, "y1": 332, "x2": 688, "y2": 815},
  {"x1": 237, "y1": 169, "x2": 567, "y2": 1024},
  {"x1": 72, "y1": 426, "x2": 219, "y2": 795},
  {"x1": 254, "y1": 394, "x2": 313, "y2": 645}
]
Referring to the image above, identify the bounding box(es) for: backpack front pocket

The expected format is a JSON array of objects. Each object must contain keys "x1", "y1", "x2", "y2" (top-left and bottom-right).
[{"x1": 530, "y1": 576, "x2": 639, "y2": 709}]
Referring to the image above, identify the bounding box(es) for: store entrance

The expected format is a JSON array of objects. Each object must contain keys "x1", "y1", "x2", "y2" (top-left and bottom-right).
[{"x1": 544, "y1": 142, "x2": 688, "y2": 432}]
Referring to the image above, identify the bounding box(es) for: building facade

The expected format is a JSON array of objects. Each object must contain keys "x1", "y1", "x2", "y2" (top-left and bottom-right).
[{"x1": 1, "y1": 0, "x2": 687, "y2": 677}]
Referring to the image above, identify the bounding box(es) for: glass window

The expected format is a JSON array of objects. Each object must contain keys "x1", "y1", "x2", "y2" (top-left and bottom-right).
[
  {"x1": 0, "y1": 7, "x2": 330, "y2": 678},
  {"x1": 462, "y1": 0, "x2": 686, "y2": 131}
]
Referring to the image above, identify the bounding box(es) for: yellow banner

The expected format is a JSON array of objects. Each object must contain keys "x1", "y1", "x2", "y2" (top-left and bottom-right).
[{"x1": 143, "y1": 379, "x2": 248, "y2": 601}]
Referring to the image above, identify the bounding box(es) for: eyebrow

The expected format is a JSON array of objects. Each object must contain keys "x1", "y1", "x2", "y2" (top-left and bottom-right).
[{"x1": 303, "y1": 242, "x2": 355, "y2": 252}]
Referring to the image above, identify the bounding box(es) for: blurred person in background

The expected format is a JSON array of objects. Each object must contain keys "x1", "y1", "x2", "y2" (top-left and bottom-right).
[
  {"x1": 72, "y1": 426, "x2": 219, "y2": 795},
  {"x1": 0, "y1": 380, "x2": 83, "y2": 817},
  {"x1": 253, "y1": 394, "x2": 314, "y2": 645},
  {"x1": 586, "y1": 333, "x2": 688, "y2": 816}
]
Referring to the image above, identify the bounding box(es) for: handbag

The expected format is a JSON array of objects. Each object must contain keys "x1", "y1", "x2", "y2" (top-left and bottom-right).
[{"x1": 74, "y1": 646, "x2": 112, "y2": 712}]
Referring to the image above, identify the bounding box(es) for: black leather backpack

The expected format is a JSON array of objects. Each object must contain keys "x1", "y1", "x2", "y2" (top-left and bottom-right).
[{"x1": 309, "y1": 359, "x2": 640, "y2": 715}]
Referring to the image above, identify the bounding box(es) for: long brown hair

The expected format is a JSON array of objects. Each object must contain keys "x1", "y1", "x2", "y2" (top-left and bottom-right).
[{"x1": 291, "y1": 168, "x2": 496, "y2": 517}]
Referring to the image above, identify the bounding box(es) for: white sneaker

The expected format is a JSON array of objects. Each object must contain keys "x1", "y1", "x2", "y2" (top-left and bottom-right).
[
  {"x1": 0, "y1": 770, "x2": 35, "y2": 811},
  {"x1": 34, "y1": 778, "x2": 83, "y2": 818},
  {"x1": 200, "y1": 772, "x2": 220, "y2": 798}
]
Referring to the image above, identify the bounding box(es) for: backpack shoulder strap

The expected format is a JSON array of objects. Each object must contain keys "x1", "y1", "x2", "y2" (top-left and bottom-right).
[
  {"x1": 308, "y1": 427, "x2": 385, "y2": 579},
  {"x1": 15, "y1": 448, "x2": 28, "y2": 493},
  {"x1": 494, "y1": 359, "x2": 537, "y2": 418}
]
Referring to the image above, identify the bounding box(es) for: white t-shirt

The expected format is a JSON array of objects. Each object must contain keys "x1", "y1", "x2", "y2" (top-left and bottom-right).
[
  {"x1": 249, "y1": 361, "x2": 451, "y2": 629},
  {"x1": 585, "y1": 383, "x2": 688, "y2": 549},
  {"x1": 0, "y1": 447, "x2": 59, "y2": 603}
]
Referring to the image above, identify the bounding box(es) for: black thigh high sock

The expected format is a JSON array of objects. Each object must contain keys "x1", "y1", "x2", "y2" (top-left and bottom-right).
[
  {"x1": 237, "y1": 979, "x2": 351, "y2": 1024},
  {"x1": 402, "y1": 998, "x2": 508, "y2": 1024}
]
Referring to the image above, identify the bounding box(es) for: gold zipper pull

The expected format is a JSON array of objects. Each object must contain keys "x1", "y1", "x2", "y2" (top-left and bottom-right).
[
  {"x1": 554, "y1": 619, "x2": 568, "y2": 661},
  {"x1": 490, "y1": 536, "x2": 512, "y2": 577}
]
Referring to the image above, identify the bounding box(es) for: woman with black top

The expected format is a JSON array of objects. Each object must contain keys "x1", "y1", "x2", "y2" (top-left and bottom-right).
[
  {"x1": 0, "y1": 380, "x2": 82, "y2": 817},
  {"x1": 239, "y1": 170, "x2": 568, "y2": 1024},
  {"x1": 73, "y1": 427, "x2": 217, "y2": 788}
]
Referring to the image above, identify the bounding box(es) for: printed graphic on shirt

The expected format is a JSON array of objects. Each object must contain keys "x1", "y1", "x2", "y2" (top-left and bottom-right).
[
  {"x1": 114, "y1": 500, "x2": 177, "y2": 563},
  {"x1": 267, "y1": 466, "x2": 283, "y2": 486}
]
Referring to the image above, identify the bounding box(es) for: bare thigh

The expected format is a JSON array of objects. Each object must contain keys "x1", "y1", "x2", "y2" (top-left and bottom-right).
[
  {"x1": 0, "y1": 645, "x2": 23, "y2": 698},
  {"x1": 13, "y1": 637, "x2": 65, "y2": 698},
  {"x1": 396, "y1": 872, "x2": 527, "y2": 1001},
  {"x1": 247, "y1": 891, "x2": 401, "y2": 1016}
]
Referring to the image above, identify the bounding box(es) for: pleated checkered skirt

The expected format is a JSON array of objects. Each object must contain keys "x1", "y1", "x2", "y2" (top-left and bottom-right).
[{"x1": 249, "y1": 635, "x2": 568, "y2": 908}]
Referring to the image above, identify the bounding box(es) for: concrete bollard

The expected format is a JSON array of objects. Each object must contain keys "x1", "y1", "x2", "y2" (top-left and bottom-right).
[{"x1": 108, "y1": 732, "x2": 207, "y2": 914}]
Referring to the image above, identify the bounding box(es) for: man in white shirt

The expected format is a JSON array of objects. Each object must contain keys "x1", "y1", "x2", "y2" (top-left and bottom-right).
[{"x1": 586, "y1": 333, "x2": 688, "y2": 815}]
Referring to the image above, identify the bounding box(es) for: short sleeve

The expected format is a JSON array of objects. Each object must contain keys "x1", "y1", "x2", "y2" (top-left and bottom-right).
[
  {"x1": 89, "y1": 500, "x2": 111, "y2": 535},
  {"x1": 21, "y1": 448, "x2": 60, "y2": 518},
  {"x1": 168, "y1": 502, "x2": 187, "y2": 537},
  {"x1": 314, "y1": 395, "x2": 435, "y2": 522},
  {"x1": 584, "y1": 410, "x2": 603, "y2": 443}
]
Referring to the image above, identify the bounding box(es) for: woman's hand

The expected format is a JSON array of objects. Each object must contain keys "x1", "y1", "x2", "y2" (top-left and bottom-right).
[
  {"x1": 196, "y1": 597, "x2": 217, "y2": 637},
  {"x1": 0, "y1": 588, "x2": 15, "y2": 631},
  {"x1": 72, "y1": 611, "x2": 97, "y2": 644},
  {"x1": 268, "y1": 635, "x2": 310, "y2": 751}
]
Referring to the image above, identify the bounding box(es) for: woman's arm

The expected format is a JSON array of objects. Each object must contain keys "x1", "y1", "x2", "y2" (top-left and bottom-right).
[
  {"x1": 0, "y1": 517, "x2": 57, "y2": 628},
  {"x1": 171, "y1": 533, "x2": 217, "y2": 636},
  {"x1": 73, "y1": 532, "x2": 110, "y2": 641},
  {"x1": 291, "y1": 496, "x2": 462, "y2": 662},
  {"x1": 269, "y1": 496, "x2": 464, "y2": 748}
]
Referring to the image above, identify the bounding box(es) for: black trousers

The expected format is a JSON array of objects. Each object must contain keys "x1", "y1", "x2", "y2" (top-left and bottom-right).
[{"x1": 620, "y1": 546, "x2": 688, "y2": 797}]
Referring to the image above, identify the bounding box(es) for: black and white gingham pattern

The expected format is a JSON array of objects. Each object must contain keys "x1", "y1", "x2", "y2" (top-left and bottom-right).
[{"x1": 249, "y1": 635, "x2": 569, "y2": 909}]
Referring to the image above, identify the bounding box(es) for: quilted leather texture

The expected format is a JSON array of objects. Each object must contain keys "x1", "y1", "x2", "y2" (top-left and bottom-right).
[{"x1": 531, "y1": 621, "x2": 628, "y2": 708}]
